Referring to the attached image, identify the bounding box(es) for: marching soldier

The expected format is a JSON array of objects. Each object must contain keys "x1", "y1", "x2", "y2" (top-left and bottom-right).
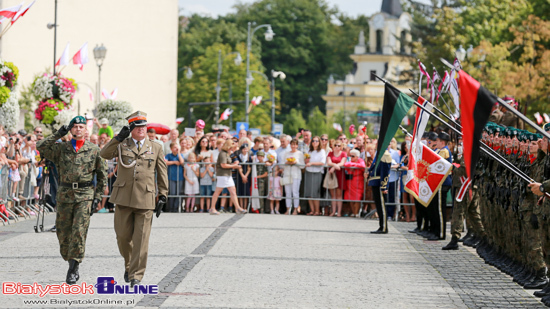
[
  {"x1": 368, "y1": 148, "x2": 391, "y2": 234},
  {"x1": 100, "y1": 111, "x2": 168, "y2": 287},
  {"x1": 37, "y1": 116, "x2": 107, "y2": 284}
]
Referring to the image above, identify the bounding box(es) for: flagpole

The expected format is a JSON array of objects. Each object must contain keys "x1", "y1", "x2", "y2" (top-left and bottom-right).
[
  {"x1": 371, "y1": 73, "x2": 537, "y2": 186},
  {"x1": 409, "y1": 89, "x2": 534, "y2": 183},
  {"x1": 440, "y1": 58, "x2": 550, "y2": 141}
]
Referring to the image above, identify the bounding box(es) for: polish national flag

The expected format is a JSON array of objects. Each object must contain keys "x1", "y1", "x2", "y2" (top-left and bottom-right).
[
  {"x1": 72, "y1": 42, "x2": 89, "y2": 70},
  {"x1": 55, "y1": 42, "x2": 70, "y2": 66},
  {"x1": 251, "y1": 96, "x2": 263, "y2": 106},
  {"x1": 544, "y1": 113, "x2": 550, "y2": 123},
  {"x1": 88, "y1": 89, "x2": 94, "y2": 102},
  {"x1": 534, "y1": 112, "x2": 543, "y2": 125},
  {"x1": 110, "y1": 88, "x2": 118, "y2": 100},
  {"x1": 11, "y1": 0, "x2": 35, "y2": 24},
  {"x1": 332, "y1": 123, "x2": 342, "y2": 132},
  {"x1": 0, "y1": 3, "x2": 22, "y2": 19},
  {"x1": 219, "y1": 108, "x2": 233, "y2": 121},
  {"x1": 175, "y1": 117, "x2": 184, "y2": 125}
]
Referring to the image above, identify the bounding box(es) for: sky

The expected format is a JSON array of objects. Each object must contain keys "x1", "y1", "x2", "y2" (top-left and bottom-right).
[{"x1": 178, "y1": 0, "x2": 388, "y2": 18}]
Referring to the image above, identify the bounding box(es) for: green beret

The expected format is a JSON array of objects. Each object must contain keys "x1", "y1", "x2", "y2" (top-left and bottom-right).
[
  {"x1": 70, "y1": 116, "x2": 86, "y2": 125},
  {"x1": 544, "y1": 123, "x2": 550, "y2": 132}
]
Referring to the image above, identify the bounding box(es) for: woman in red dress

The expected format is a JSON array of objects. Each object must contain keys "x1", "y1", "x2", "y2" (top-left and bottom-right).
[
  {"x1": 327, "y1": 141, "x2": 347, "y2": 216},
  {"x1": 344, "y1": 149, "x2": 366, "y2": 217}
]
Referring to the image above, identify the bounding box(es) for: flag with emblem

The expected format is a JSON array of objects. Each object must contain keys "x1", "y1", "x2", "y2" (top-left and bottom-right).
[{"x1": 404, "y1": 96, "x2": 452, "y2": 206}]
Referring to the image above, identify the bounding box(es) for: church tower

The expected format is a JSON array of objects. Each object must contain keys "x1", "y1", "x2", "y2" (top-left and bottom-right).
[{"x1": 323, "y1": 0, "x2": 413, "y2": 133}]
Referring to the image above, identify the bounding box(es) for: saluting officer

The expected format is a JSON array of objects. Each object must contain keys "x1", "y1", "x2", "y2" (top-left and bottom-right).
[
  {"x1": 100, "y1": 111, "x2": 168, "y2": 287},
  {"x1": 37, "y1": 116, "x2": 107, "y2": 284}
]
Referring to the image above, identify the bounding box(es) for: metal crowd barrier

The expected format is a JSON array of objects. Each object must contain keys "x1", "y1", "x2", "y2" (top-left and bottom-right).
[{"x1": 0, "y1": 161, "x2": 54, "y2": 226}]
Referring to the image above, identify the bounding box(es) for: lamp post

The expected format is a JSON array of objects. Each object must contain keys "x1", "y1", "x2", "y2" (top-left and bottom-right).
[
  {"x1": 329, "y1": 74, "x2": 348, "y2": 130},
  {"x1": 48, "y1": 0, "x2": 58, "y2": 75},
  {"x1": 215, "y1": 50, "x2": 242, "y2": 125},
  {"x1": 455, "y1": 44, "x2": 466, "y2": 62},
  {"x1": 271, "y1": 70, "x2": 286, "y2": 134},
  {"x1": 245, "y1": 22, "x2": 275, "y2": 123},
  {"x1": 93, "y1": 44, "x2": 107, "y2": 105}
]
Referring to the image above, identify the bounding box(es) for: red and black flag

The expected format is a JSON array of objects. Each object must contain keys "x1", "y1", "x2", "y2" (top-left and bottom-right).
[
  {"x1": 374, "y1": 83, "x2": 415, "y2": 169},
  {"x1": 458, "y1": 70, "x2": 497, "y2": 178}
]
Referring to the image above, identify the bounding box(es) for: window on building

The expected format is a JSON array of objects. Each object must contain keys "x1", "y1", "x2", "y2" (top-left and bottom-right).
[
  {"x1": 370, "y1": 70, "x2": 376, "y2": 81},
  {"x1": 376, "y1": 30, "x2": 383, "y2": 53},
  {"x1": 400, "y1": 30, "x2": 407, "y2": 54}
]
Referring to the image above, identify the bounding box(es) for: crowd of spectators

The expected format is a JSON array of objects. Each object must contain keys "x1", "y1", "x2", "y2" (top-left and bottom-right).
[{"x1": 0, "y1": 117, "x2": 430, "y2": 221}]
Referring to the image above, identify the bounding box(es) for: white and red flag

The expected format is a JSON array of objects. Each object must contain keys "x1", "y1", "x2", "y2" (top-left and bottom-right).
[
  {"x1": 56, "y1": 42, "x2": 70, "y2": 66},
  {"x1": 332, "y1": 123, "x2": 342, "y2": 132},
  {"x1": 535, "y1": 112, "x2": 543, "y2": 125},
  {"x1": 11, "y1": 0, "x2": 35, "y2": 24},
  {"x1": 101, "y1": 88, "x2": 118, "y2": 100},
  {"x1": 72, "y1": 42, "x2": 89, "y2": 70},
  {"x1": 175, "y1": 117, "x2": 184, "y2": 125},
  {"x1": 87, "y1": 89, "x2": 94, "y2": 102},
  {"x1": 404, "y1": 96, "x2": 453, "y2": 206},
  {"x1": 219, "y1": 108, "x2": 233, "y2": 121},
  {"x1": 0, "y1": 3, "x2": 22, "y2": 19},
  {"x1": 544, "y1": 113, "x2": 550, "y2": 123}
]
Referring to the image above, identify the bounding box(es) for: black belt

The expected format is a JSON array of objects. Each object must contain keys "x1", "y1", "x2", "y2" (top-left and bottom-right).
[{"x1": 60, "y1": 181, "x2": 93, "y2": 189}]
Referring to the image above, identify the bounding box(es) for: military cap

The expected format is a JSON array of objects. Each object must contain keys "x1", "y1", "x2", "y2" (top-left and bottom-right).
[
  {"x1": 528, "y1": 133, "x2": 537, "y2": 142},
  {"x1": 437, "y1": 132, "x2": 450, "y2": 141},
  {"x1": 69, "y1": 116, "x2": 86, "y2": 127},
  {"x1": 544, "y1": 123, "x2": 550, "y2": 132},
  {"x1": 422, "y1": 132, "x2": 429, "y2": 139},
  {"x1": 257, "y1": 151, "x2": 265, "y2": 157},
  {"x1": 126, "y1": 111, "x2": 147, "y2": 127},
  {"x1": 494, "y1": 126, "x2": 502, "y2": 135},
  {"x1": 427, "y1": 131, "x2": 438, "y2": 141}
]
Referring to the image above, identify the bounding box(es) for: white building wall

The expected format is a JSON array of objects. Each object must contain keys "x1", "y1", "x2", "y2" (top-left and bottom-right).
[{"x1": 0, "y1": 0, "x2": 178, "y2": 128}]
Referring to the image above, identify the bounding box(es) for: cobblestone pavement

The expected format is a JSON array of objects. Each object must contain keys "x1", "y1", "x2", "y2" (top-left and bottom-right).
[{"x1": 0, "y1": 213, "x2": 544, "y2": 308}]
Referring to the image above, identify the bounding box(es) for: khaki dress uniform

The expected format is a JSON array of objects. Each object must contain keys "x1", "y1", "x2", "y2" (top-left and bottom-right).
[{"x1": 100, "y1": 112, "x2": 168, "y2": 283}]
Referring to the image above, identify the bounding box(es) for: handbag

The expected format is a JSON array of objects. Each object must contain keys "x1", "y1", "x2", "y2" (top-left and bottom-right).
[
  {"x1": 323, "y1": 172, "x2": 339, "y2": 189},
  {"x1": 280, "y1": 173, "x2": 293, "y2": 186},
  {"x1": 344, "y1": 169, "x2": 353, "y2": 180}
]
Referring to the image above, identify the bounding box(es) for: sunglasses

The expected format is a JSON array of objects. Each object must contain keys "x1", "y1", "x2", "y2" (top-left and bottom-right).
[
  {"x1": 339, "y1": 138, "x2": 346, "y2": 140},
  {"x1": 350, "y1": 142, "x2": 356, "y2": 144},
  {"x1": 334, "y1": 144, "x2": 342, "y2": 147},
  {"x1": 35, "y1": 131, "x2": 42, "y2": 133},
  {"x1": 321, "y1": 138, "x2": 328, "y2": 141},
  {"x1": 312, "y1": 140, "x2": 319, "y2": 142},
  {"x1": 350, "y1": 155, "x2": 356, "y2": 158}
]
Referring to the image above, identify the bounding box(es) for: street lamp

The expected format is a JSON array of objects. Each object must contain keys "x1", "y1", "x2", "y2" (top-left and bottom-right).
[
  {"x1": 49, "y1": 0, "x2": 59, "y2": 75},
  {"x1": 455, "y1": 44, "x2": 466, "y2": 62},
  {"x1": 271, "y1": 70, "x2": 286, "y2": 134},
  {"x1": 178, "y1": 66, "x2": 193, "y2": 79},
  {"x1": 93, "y1": 44, "x2": 107, "y2": 104},
  {"x1": 215, "y1": 50, "x2": 243, "y2": 125},
  {"x1": 245, "y1": 22, "x2": 275, "y2": 123},
  {"x1": 329, "y1": 74, "x2": 348, "y2": 131}
]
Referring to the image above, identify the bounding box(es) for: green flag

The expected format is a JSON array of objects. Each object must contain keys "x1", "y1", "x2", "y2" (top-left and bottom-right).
[{"x1": 374, "y1": 83, "x2": 414, "y2": 169}]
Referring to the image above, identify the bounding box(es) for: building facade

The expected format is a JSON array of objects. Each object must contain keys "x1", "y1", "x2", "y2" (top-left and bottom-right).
[
  {"x1": 0, "y1": 0, "x2": 178, "y2": 129},
  {"x1": 323, "y1": 0, "x2": 414, "y2": 131}
]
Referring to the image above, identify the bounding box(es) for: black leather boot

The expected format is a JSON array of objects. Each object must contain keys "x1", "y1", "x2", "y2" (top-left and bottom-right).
[
  {"x1": 519, "y1": 268, "x2": 535, "y2": 286},
  {"x1": 463, "y1": 234, "x2": 477, "y2": 247},
  {"x1": 524, "y1": 268, "x2": 549, "y2": 289},
  {"x1": 442, "y1": 236, "x2": 459, "y2": 250},
  {"x1": 534, "y1": 281, "x2": 550, "y2": 297},
  {"x1": 66, "y1": 260, "x2": 80, "y2": 285},
  {"x1": 459, "y1": 231, "x2": 472, "y2": 242}
]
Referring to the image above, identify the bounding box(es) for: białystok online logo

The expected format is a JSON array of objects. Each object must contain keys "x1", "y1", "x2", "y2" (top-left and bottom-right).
[{"x1": 2, "y1": 277, "x2": 158, "y2": 297}]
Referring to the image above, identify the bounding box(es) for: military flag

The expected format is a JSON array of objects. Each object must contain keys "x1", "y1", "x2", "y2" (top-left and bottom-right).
[
  {"x1": 374, "y1": 83, "x2": 414, "y2": 169},
  {"x1": 404, "y1": 96, "x2": 453, "y2": 206},
  {"x1": 458, "y1": 70, "x2": 497, "y2": 178}
]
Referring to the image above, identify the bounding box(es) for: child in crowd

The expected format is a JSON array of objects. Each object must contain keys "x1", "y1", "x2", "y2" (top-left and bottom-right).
[
  {"x1": 94, "y1": 118, "x2": 114, "y2": 139},
  {"x1": 255, "y1": 151, "x2": 268, "y2": 213},
  {"x1": 184, "y1": 152, "x2": 200, "y2": 212},
  {"x1": 199, "y1": 157, "x2": 215, "y2": 213},
  {"x1": 165, "y1": 142, "x2": 184, "y2": 213},
  {"x1": 9, "y1": 162, "x2": 20, "y2": 201}
]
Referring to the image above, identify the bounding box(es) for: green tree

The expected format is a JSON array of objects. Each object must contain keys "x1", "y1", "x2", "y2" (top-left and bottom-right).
[
  {"x1": 230, "y1": 0, "x2": 339, "y2": 118},
  {"x1": 306, "y1": 106, "x2": 327, "y2": 136},
  {"x1": 177, "y1": 43, "x2": 273, "y2": 132},
  {"x1": 283, "y1": 108, "x2": 307, "y2": 136}
]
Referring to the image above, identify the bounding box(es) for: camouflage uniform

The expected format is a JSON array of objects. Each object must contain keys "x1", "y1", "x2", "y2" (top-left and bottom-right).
[
  {"x1": 540, "y1": 150, "x2": 550, "y2": 266},
  {"x1": 37, "y1": 132, "x2": 107, "y2": 263},
  {"x1": 520, "y1": 150, "x2": 545, "y2": 271}
]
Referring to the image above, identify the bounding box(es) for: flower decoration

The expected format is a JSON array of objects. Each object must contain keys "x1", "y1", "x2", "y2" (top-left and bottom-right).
[
  {"x1": 349, "y1": 124, "x2": 356, "y2": 136},
  {"x1": 267, "y1": 154, "x2": 276, "y2": 163},
  {"x1": 32, "y1": 73, "x2": 77, "y2": 127},
  {"x1": 286, "y1": 157, "x2": 297, "y2": 164},
  {"x1": 0, "y1": 60, "x2": 19, "y2": 108},
  {"x1": 304, "y1": 153, "x2": 311, "y2": 160}
]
